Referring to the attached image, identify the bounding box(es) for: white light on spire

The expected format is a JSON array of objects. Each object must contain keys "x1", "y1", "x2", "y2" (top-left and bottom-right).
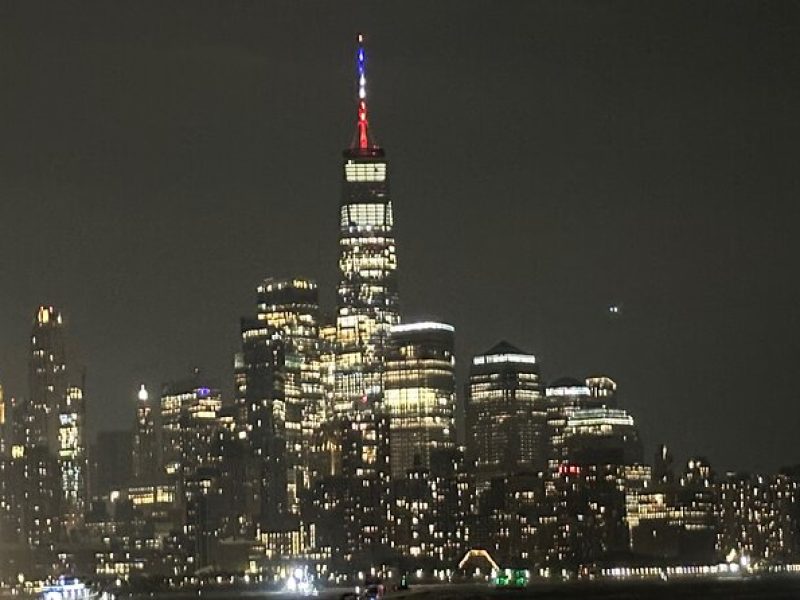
[{"x1": 137, "y1": 384, "x2": 149, "y2": 402}]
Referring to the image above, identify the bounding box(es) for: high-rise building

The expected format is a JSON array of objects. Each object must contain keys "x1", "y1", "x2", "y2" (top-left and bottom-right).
[
  {"x1": 19, "y1": 445, "x2": 61, "y2": 548},
  {"x1": 384, "y1": 322, "x2": 456, "y2": 479},
  {"x1": 58, "y1": 385, "x2": 87, "y2": 530},
  {"x1": 323, "y1": 35, "x2": 399, "y2": 565},
  {"x1": 334, "y1": 34, "x2": 400, "y2": 418},
  {"x1": 26, "y1": 306, "x2": 68, "y2": 452},
  {"x1": 466, "y1": 341, "x2": 546, "y2": 493},
  {"x1": 235, "y1": 320, "x2": 287, "y2": 523},
  {"x1": 545, "y1": 377, "x2": 604, "y2": 471},
  {"x1": 132, "y1": 384, "x2": 157, "y2": 485},
  {"x1": 256, "y1": 278, "x2": 323, "y2": 510},
  {"x1": 586, "y1": 375, "x2": 617, "y2": 404},
  {"x1": 160, "y1": 375, "x2": 222, "y2": 493},
  {"x1": 563, "y1": 407, "x2": 643, "y2": 466}
]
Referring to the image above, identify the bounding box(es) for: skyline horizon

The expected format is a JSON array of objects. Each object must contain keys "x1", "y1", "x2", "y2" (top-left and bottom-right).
[{"x1": 1, "y1": 3, "x2": 798, "y2": 475}]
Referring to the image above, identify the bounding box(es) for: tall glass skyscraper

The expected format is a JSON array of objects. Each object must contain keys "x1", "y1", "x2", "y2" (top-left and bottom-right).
[
  {"x1": 335, "y1": 34, "x2": 400, "y2": 418},
  {"x1": 160, "y1": 375, "x2": 222, "y2": 492},
  {"x1": 256, "y1": 277, "x2": 323, "y2": 512},
  {"x1": 466, "y1": 341, "x2": 546, "y2": 493},
  {"x1": 384, "y1": 322, "x2": 456, "y2": 479}
]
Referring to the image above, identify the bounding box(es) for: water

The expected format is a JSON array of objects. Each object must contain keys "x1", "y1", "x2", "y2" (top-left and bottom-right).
[{"x1": 121, "y1": 579, "x2": 800, "y2": 600}]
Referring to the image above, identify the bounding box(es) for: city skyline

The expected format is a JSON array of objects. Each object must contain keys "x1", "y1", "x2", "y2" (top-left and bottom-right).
[{"x1": 1, "y1": 2, "x2": 799, "y2": 474}]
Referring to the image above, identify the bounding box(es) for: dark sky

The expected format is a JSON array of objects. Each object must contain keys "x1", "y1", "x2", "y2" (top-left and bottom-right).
[{"x1": 1, "y1": 1, "x2": 798, "y2": 473}]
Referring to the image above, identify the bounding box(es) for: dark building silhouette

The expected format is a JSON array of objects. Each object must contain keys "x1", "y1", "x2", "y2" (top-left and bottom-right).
[{"x1": 467, "y1": 341, "x2": 546, "y2": 493}]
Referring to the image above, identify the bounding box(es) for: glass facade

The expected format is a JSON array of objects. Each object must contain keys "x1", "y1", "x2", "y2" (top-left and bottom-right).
[
  {"x1": 467, "y1": 341, "x2": 546, "y2": 493},
  {"x1": 384, "y1": 322, "x2": 456, "y2": 478},
  {"x1": 58, "y1": 384, "x2": 86, "y2": 530},
  {"x1": 335, "y1": 146, "x2": 400, "y2": 417},
  {"x1": 160, "y1": 378, "x2": 222, "y2": 495},
  {"x1": 256, "y1": 277, "x2": 323, "y2": 512}
]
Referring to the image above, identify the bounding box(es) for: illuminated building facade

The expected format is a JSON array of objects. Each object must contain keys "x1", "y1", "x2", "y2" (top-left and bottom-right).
[
  {"x1": 717, "y1": 472, "x2": 799, "y2": 563},
  {"x1": 20, "y1": 445, "x2": 61, "y2": 548},
  {"x1": 563, "y1": 407, "x2": 643, "y2": 466},
  {"x1": 133, "y1": 384, "x2": 158, "y2": 485},
  {"x1": 586, "y1": 375, "x2": 617, "y2": 403},
  {"x1": 26, "y1": 306, "x2": 68, "y2": 452},
  {"x1": 384, "y1": 322, "x2": 456, "y2": 478},
  {"x1": 334, "y1": 34, "x2": 400, "y2": 418},
  {"x1": 675, "y1": 457, "x2": 718, "y2": 561},
  {"x1": 160, "y1": 376, "x2": 222, "y2": 494},
  {"x1": 58, "y1": 385, "x2": 87, "y2": 530},
  {"x1": 391, "y1": 448, "x2": 472, "y2": 567},
  {"x1": 339, "y1": 413, "x2": 391, "y2": 563},
  {"x1": 235, "y1": 319, "x2": 288, "y2": 522},
  {"x1": 545, "y1": 378, "x2": 604, "y2": 471},
  {"x1": 466, "y1": 341, "x2": 546, "y2": 493},
  {"x1": 256, "y1": 278, "x2": 324, "y2": 510},
  {"x1": 538, "y1": 463, "x2": 631, "y2": 568}
]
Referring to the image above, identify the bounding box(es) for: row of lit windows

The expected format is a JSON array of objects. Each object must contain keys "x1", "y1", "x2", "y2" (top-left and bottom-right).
[{"x1": 345, "y1": 161, "x2": 387, "y2": 182}]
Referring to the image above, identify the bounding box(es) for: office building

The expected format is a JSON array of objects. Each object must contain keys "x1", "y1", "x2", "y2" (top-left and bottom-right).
[
  {"x1": 545, "y1": 377, "x2": 605, "y2": 471},
  {"x1": 563, "y1": 407, "x2": 643, "y2": 466},
  {"x1": 160, "y1": 375, "x2": 222, "y2": 492},
  {"x1": 334, "y1": 34, "x2": 400, "y2": 418},
  {"x1": 466, "y1": 341, "x2": 546, "y2": 493},
  {"x1": 384, "y1": 321, "x2": 456, "y2": 478},
  {"x1": 257, "y1": 277, "x2": 324, "y2": 510}
]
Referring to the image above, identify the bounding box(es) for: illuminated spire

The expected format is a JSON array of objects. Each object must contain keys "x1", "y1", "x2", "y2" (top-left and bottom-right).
[{"x1": 356, "y1": 33, "x2": 370, "y2": 150}]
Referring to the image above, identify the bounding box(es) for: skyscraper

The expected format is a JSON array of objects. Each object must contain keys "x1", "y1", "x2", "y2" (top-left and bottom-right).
[
  {"x1": 545, "y1": 377, "x2": 602, "y2": 471},
  {"x1": 20, "y1": 307, "x2": 69, "y2": 548},
  {"x1": 328, "y1": 35, "x2": 398, "y2": 564},
  {"x1": 256, "y1": 278, "x2": 323, "y2": 509},
  {"x1": 160, "y1": 375, "x2": 222, "y2": 493},
  {"x1": 58, "y1": 384, "x2": 87, "y2": 530},
  {"x1": 334, "y1": 34, "x2": 400, "y2": 418},
  {"x1": 26, "y1": 306, "x2": 68, "y2": 452},
  {"x1": 466, "y1": 341, "x2": 546, "y2": 493},
  {"x1": 562, "y1": 407, "x2": 643, "y2": 466},
  {"x1": 384, "y1": 322, "x2": 456, "y2": 478},
  {"x1": 235, "y1": 319, "x2": 288, "y2": 523},
  {"x1": 133, "y1": 384, "x2": 158, "y2": 485}
]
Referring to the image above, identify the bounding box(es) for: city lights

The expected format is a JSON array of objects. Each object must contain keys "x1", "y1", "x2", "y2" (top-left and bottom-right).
[{"x1": 0, "y1": 29, "x2": 797, "y2": 594}]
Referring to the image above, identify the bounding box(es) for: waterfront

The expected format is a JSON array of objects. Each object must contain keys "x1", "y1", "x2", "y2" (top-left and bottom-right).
[{"x1": 114, "y1": 579, "x2": 800, "y2": 600}]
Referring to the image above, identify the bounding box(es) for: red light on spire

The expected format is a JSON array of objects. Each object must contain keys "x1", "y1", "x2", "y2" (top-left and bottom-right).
[
  {"x1": 358, "y1": 100, "x2": 369, "y2": 149},
  {"x1": 355, "y1": 33, "x2": 370, "y2": 150}
]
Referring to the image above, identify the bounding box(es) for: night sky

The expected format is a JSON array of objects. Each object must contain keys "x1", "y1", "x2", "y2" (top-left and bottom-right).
[{"x1": 1, "y1": 2, "x2": 798, "y2": 473}]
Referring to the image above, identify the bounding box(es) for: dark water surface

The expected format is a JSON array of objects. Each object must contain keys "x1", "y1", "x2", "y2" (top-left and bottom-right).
[{"x1": 126, "y1": 579, "x2": 800, "y2": 600}]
